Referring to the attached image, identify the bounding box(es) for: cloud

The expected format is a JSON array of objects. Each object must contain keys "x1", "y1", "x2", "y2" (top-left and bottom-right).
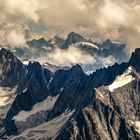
[
  {"x1": 7, "y1": 30, "x2": 26, "y2": 46},
  {"x1": 99, "y1": 56, "x2": 117, "y2": 67},
  {"x1": 98, "y1": 0, "x2": 127, "y2": 27},
  {"x1": 34, "y1": 45, "x2": 117, "y2": 69},
  {"x1": 5, "y1": 0, "x2": 40, "y2": 22},
  {"x1": 0, "y1": 0, "x2": 140, "y2": 52},
  {"x1": 36, "y1": 46, "x2": 96, "y2": 66}
]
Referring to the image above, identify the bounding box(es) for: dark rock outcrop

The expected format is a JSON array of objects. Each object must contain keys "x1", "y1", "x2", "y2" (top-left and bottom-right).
[
  {"x1": 62, "y1": 32, "x2": 84, "y2": 49},
  {"x1": 57, "y1": 101, "x2": 140, "y2": 140},
  {"x1": 0, "y1": 48, "x2": 26, "y2": 87}
]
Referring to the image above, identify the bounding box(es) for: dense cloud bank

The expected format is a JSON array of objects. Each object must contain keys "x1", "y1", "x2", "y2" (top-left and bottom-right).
[{"x1": 0, "y1": 0, "x2": 139, "y2": 52}]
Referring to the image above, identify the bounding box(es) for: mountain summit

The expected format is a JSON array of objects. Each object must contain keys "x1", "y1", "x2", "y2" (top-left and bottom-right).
[{"x1": 62, "y1": 32, "x2": 84, "y2": 49}]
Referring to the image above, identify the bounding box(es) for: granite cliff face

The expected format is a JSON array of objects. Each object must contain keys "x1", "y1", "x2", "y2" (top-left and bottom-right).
[{"x1": 0, "y1": 48, "x2": 140, "y2": 139}]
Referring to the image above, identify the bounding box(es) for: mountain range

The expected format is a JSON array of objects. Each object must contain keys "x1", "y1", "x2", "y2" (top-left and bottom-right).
[
  {"x1": 5, "y1": 32, "x2": 129, "y2": 72},
  {"x1": 0, "y1": 42, "x2": 140, "y2": 139}
]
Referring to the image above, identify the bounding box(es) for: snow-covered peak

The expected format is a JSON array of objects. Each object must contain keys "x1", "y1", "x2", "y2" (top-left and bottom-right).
[{"x1": 108, "y1": 67, "x2": 135, "y2": 92}]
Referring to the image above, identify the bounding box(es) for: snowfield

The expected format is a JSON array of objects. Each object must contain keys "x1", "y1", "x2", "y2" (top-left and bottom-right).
[
  {"x1": 134, "y1": 121, "x2": 140, "y2": 134},
  {"x1": 0, "y1": 86, "x2": 17, "y2": 118},
  {"x1": 108, "y1": 67, "x2": 135, "y2": 92},
  {"x1": 0, "y1": 86, "x2": 17, "y2": 107},
  {"x1": 81, "y1": 42, "x2": 99, "y2": 49},
  {"x1": 22, "y1": 60, "x2": 29, "y2": 65},
  {"x1": 13, "y1": 95, "x2": 59, "y2": 122},
  {"x1": 11, "y1": 110, "x2": 75, "y2": 140},
  {"x1": 129, "y1": 120, "x2": 140, "y2": 134}
]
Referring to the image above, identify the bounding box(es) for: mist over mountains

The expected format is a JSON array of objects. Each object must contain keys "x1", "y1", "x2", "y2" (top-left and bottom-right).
[
  {"x1": 2, "y1": 32, "x2": 129, "y2": 73},
  {"x1": 0, "y1": 30, "x2": 139, "y2": 140},
  {"x1": 0, "y1": 0, "x2": 140, "y2": 140}
]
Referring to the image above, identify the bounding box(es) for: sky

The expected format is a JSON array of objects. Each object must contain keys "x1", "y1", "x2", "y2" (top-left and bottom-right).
[{"x1": 0, "y1": 0, "x2": 140, "y2": 52}]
